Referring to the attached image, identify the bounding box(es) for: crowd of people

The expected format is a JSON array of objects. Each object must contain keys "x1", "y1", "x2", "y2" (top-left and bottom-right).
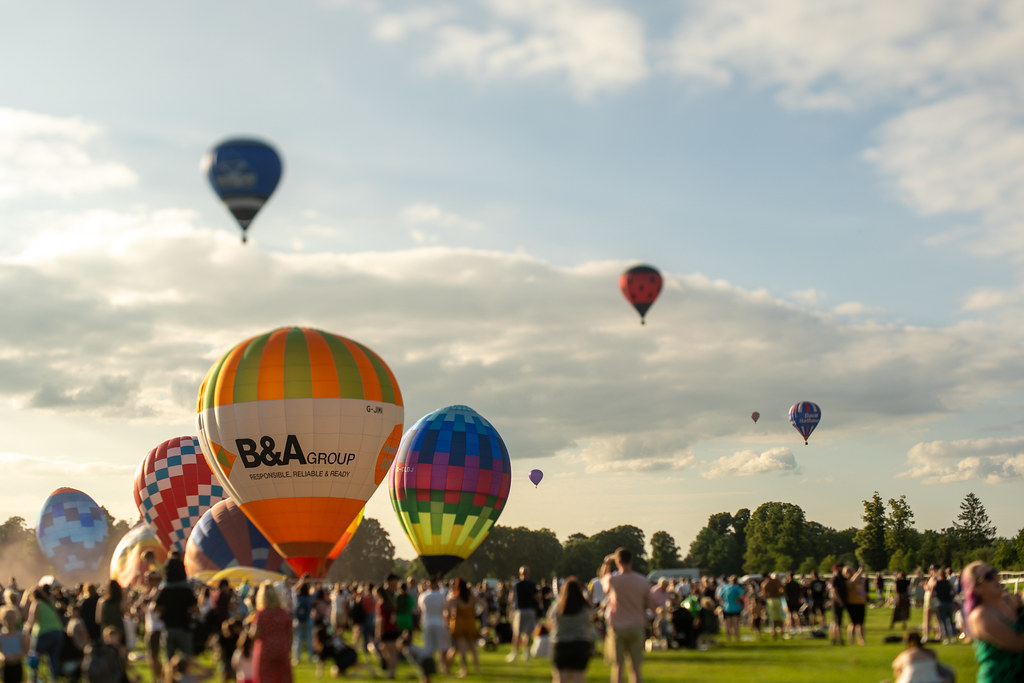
[{"x1": 0, "y1": 552, "x2": 1022, "y2": 683}]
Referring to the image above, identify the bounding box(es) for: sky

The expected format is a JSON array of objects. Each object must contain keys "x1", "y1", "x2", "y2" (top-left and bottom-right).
[{"x1": 1, "y1": 0, "x2": 1023, "y2": 564}]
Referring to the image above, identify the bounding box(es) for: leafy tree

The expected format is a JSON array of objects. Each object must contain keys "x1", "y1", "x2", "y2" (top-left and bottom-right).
[
  {"x1": 855, "y1": 492, "x2": 889, "y2": 570},
  {"x1": 0, "y1": 517, "x2": 28, "y2": 547},
  {"x1": 954, "y1": 492, "x2": 997, "y2": 551},
  {"x1": 472, "y1": 526, "x2": 563, "y2": 580},
  {"x1": 589, "y1": 525, "x2": 648, "y2": 575},
  {"x1": 649, "y1": 531, "x2": 682, "y2": 570},
  {"x1": 744, "y1": 502, "x2": 806, "y2": 573},
  {"x1": 559, "y1": 534, "x2": 605, "y2": 580},
  {"x1": 327, "y1": 517, "x2": 395, "y2": 582},
  {"x1": 885, "y1": 495, "x2": 917, "y2": 555},
  {"x1": 685, "y1": 511, "x2": 744, "y2": 577}
]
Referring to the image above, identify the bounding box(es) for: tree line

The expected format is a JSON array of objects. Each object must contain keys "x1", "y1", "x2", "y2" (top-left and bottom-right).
[{"x1": 3, "y1": 490, "x2": 1020, "y2": 586}]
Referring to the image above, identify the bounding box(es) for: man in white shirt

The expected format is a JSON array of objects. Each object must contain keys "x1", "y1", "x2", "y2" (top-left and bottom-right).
[{"x1": 417, "y1": 578, "x2": 450, "y2": 674}]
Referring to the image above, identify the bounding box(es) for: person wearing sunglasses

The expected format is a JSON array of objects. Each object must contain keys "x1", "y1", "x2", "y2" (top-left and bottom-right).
[{"x1": 961, "y1": 562, "x2": 1024, "y2": 682}]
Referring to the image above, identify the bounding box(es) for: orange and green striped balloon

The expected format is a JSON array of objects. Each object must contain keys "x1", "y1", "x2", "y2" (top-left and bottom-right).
[{"x1": 196, "y1": 327, "x2": 403, "y2": 577}]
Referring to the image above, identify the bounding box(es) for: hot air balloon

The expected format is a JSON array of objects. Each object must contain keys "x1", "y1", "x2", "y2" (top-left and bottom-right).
[
  {"x1": 619, "y1": 264, "x2": 662, "y2": 324},
  {"x1": 202, "y1": 138, "x2": 283, "y2": 243},
  {"x1": 528, "y1": 469, "x2": 543, "y2": 487},
  {"x1": 750, "y1": 411, "x2": 760, "y2": 424},
  {"x1": 196, "y1": 326, "x2": 404, "y2": 577},
  {"x1": 110, "y1": 521, "x2": 167, "y2": 588},
  {"x1": 388, "y1": 405, "x2": 512, "y2": 578},
  {"x1": 789, "y1": 402, "x2": 821, "y2": 445},
  {"x1": 184, "y1": 499, "x2": 293, "y2": 577},
  {"x1": 327, "y1": 508, "x2": 365, "y2": 563},
  {"x1": 135, "y1": 436, "x2": 227, "y2": 554},
  {"x1": 36, "y1": 487, "x2": 108, "y2": 581}
]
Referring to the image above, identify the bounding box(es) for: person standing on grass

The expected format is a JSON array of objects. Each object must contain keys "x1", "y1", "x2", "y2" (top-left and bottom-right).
[
  {"x1": 600, "y1": 547, "x2": 655, "y2": 683},
  {"x1": 507, "y1": 566, "x2": 540, "y2": 662},
  {"x1": 891, "y1": 570, "x2": 912, "y2": 631},
  {"x1": 249, "y1": 582, "x2": 292, "y2": 683},
  {"x1": 546, "y1": 576, "x2": 594, "y2": 683}
]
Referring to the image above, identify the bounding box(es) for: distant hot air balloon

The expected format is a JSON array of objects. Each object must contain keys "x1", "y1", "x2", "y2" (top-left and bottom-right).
[
  {"x1": 789, "y1": 402, "x2": 821, "y2": 445},
  {"x1": 202, "y1": 138, "x2": 283, "y2": 243},
  {"x1": 184, "y1": 499, "x2": 293, "y2": 577},
  {"x1": 135, "y1": 436, "x2": 227, "y2": 554},
  {"x1": 750, "y1": 411, "x2": 760, "y2": 424},
  {"x1": 37, "y1": 487, "x2": 108, "y2": 581},
  {"x1": 196, "y1": 326, "x2": 404, "y2": 578},
  {"x1": 389, "y1": 405, "x2": 512, "y2": 578},
  {"x1": 110, "y1": 521, "x2": 167, "y2": 588},
  {"x1": 619, "y1": 264, "x2": 662, "y2": 325},
  {"x1": 528, "y1": 469, "x2": 543, "y2": 487}
]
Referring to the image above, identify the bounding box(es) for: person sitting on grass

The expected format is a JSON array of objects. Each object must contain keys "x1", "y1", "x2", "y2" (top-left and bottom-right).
[{"x1": 889, "y1": 632, "x2": 954, "y2": 683}]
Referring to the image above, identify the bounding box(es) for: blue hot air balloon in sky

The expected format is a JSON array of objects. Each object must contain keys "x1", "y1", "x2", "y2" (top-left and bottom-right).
[
  {"x1": 789, "y1": 401, "x2": 822, "y2": 445},
  {"x1": 202, "y1": 138, "x2": 283, "y2": 243},
  {"x1": 37, "y1": 487, "x2": 109, "y2": 581}
]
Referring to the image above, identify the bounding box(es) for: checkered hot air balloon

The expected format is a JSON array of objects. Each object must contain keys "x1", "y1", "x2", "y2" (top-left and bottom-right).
[
  {"x1": 389, "y1": 405, "x2": 512, "y2": 578},
  {"x1": 37, "y1": 487, "x2": 108, "y2": 582},
  {"x1": 195, "y1": 326, "x2": 404, "y2": 578},
  {"x1": 134, "y1": 436, "x2": 226, "y2": 554}
]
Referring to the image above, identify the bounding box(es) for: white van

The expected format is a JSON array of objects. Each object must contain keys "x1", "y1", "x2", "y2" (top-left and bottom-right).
[{"x1": 646, "y1": 568, "x2": 701, "y2": 583}]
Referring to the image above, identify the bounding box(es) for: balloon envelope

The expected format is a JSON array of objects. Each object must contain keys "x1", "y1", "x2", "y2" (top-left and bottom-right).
[
  {"x1": 619, "y1": 264, "x2": 662, "y2": 324},
  {"x1": 135, "y1": 436, "x2": 226, "y2": 555},
  {"x1": 528, "y1": 469, "x2": 543, "y2": 487},
  {"x1": 327, "y1": 508, "x2": 364, "y2": 561},
  {"x1": 202, "y1": 138, "x2": 282, "y2": 242},
  {"x1": 184, "y1": 499, "x2": 293, "y2": 577},
  {"x1": 37, "y1": 487, "x2": 108, "y2": 581},
  {"x1": 789, "y1": 402, "x2": 821, "y2": 444},
  {"x1": 110, "y1": 521, "x2": 166, "y2": 588},
  {"x1": 196, "y1": 326, "x2": 404, "y2": 577},
  {"x1": 388, "y1": 405, "x2": 512, "y2": 577},
  {"x1": 750, "y1": 411, "x2": 760, "y2": 423}
]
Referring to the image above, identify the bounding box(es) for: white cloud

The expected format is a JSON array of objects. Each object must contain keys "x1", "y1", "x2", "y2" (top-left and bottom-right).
[
  {"x1": 400, "y1": 202, "x2": 483, "y2": 239},
  {"x1": 0, "y1": 108, "x2": 136, "y2": 200},
  {"x1": 703, "y1": 447, "x2": 798, "y2": 479},
  {"x1": 900, "y1": 437, "x2": 1024, "y2": 483},
  {"x1": 364, "y1": 0, "x2": 649, "y2": 97},
  {"x1": 662, "y1": 0, "x2": 1024, "y2": 110},
  {"x1": 373, "y1": 6, "x2": 456, "y2": 42}
]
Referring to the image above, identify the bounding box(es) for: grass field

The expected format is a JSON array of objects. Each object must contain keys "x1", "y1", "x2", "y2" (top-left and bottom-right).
[{"x1": 126, "y1": 606, "x2": 980, "y2": 683}]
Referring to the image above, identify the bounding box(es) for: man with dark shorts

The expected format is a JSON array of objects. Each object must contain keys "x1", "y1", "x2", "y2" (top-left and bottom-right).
[{"x1": 507, "y1": 566, "x2": 540, "y2": 662}]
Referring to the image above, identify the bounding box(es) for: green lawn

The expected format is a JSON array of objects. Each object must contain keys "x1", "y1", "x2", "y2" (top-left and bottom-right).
[{"x1": 129, "y1": 606, "x2": 980, "y2": 682}]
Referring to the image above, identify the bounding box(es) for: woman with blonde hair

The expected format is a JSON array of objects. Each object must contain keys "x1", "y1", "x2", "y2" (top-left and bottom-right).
[
  {"x1": 249, "y1": 582, "x2": 292, "y2": 683},
  {"x1": 961, "y1": 561, "x2": 1024, "y2": 682}
]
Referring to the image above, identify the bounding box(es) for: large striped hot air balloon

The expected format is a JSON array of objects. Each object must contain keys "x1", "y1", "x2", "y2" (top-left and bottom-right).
[
  {"x1": 195, "y1": 326, "x2": 403, "y2": 577},
  {"x1": 789, "y1": 401, "x2": 822, "y2": 445},
  {"x1": 389, "y1": 405, "x2": 512, "y2": 578},
  {"x1": 184, "y1": 499, "x2": 292, "y2": 577},
  {"x1": 135, "y1": 436, "x2": 227, "y2": 554},
  {"x1": 37, "y1": 488, "x2": 109, "y2": 581}
]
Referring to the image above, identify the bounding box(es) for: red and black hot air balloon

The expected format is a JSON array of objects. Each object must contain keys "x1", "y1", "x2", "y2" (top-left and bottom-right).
[{"x1": 619, "y1": 264, "x2": 663, "y2": 325}]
